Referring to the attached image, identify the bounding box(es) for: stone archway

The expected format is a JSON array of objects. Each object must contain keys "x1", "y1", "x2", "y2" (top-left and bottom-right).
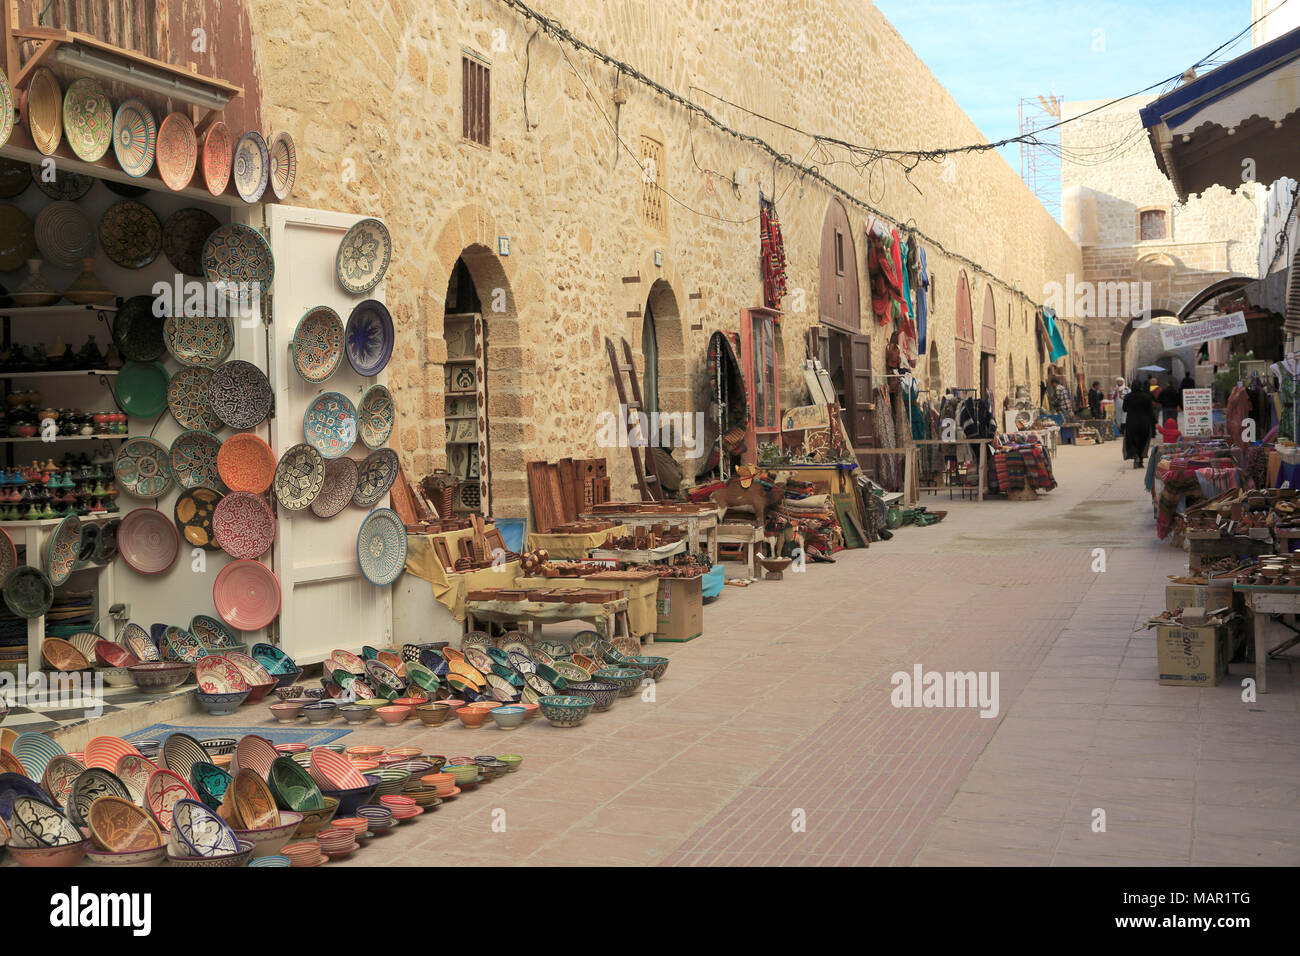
[{"x1": 639, "y1": 278, "x2": 688, "y2": 417}]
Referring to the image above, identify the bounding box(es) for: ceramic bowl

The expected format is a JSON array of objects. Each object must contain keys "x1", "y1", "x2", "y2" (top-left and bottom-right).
[
  {"x1": 593, "y1": 667, "x2": 642, "y2": 697},
  {"x1": 100, "y1": 667, "x2": 137, "y2": 688},
  {"x1": 338, "y1": 704, "x2": 374, "y2": 724},
  {"x1": 564, "y1": 679, "x2": 620, "y2": 712},
  {"x1": 517, "y1": 701, "x2": 540, "y2": 721},
  {"x1": 456, "y1": 707, "x2": 489, "y2": 729},
  {"x1": 392, "y1": 696, "x2": 425, "y2": 709},
  {"x1": 167, "y1": 838, "x2": 255, "y2": 868},
  {"x1": 244, "y1": 679, "x2": 278, "y2": 704},
  {"x1": 127, "y1": 662, "x2": 192, "y2": 693},
  {"x1": 301, "y1": 701, "x2": 337, "y2": 724},
  {"x1": 415, "y1": 702, "x2": 451, "y2": 726},
  {"x1": 376, "y1": 705, "x2": 411, "y2": 725},
  {"x1": 538, "y1": 695, "x2": 595, "y2": 728},
  {"x1": 268, "y1": 702, "x2": 302, "y2": 722},
  {"x1": 231, "y1": 810, "x2": 304, "y2": 858},
  {"x1": 489, "y1": 705, "x2": 527, "y2": 730},
  {"x1": 84, "y1": 843, "x2": 168, "y2": 867},
  {"x1": 8, "y1": 839, "x2": 90, "y2": 867},
  {"x1": 344, "y1": 745, "x2": 384, "y2": 761},
  {"x1": 319, "y1": 774, "x2": 380, "y2": 816},
  {"x1": 292, "y1": 797, "x2": 340, "y2": 837},
  {"x1": 442, "y1": 764, "x2": 478, "y2": 787},
  {"x1": 405, "y1": 786, "x2": 442, "y2": 808},
  {"x1": 196, "y1": 688, "x2": 250, "y2": 716},
  {"x1": 498, "y1": 753, "x2": 524, "y2": 772},
  {"x1": 478, "y1": 758, "x2": 510, "y2": 779},
  {"x1": 626, "y1": 656, "x2": 670, "y2": 681}
]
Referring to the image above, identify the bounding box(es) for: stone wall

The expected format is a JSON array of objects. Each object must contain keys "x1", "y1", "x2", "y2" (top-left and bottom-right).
[{"x1": 244, "y1": 0, "x2": 1081, "y2": 518}]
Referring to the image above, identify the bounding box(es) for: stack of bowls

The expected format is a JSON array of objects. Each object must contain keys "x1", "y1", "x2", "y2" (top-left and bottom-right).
[
  {"x1": 442, "y1": 764, "x2": 479, "y2": 790},
  {"x1": 593, "y1": 667, "x2": 642, "y2": 697},
  {"x1": 281, "y1": 840, "x2": 326, "y2": 867},
  {"x1": 317, "y1": 826, "x2": 357, "y2": 859},
  {"x1": 498, "y1": 753, "x2": 524, "y2": 773},
  {"x1": 356, "y1": 804, "x2": 394, "y2": 835},
  {"x1": 421, "y1": 772, "x2": 459, "y2": 798},
  {"x1": 331, "y1": 817, "x2": 369, "y2": 840},
  {"x1": 370, "y1": 768, "x2": 411, "y2": 798},
  {"x1": 404, "y1": 786, "x2": 442, "y2": 807}
]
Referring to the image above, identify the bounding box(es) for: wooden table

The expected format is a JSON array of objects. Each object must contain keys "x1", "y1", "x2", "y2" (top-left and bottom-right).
[
  {"x1": 515, "y1": 574, "x2": 658, "y2": 640},
  {"x1": 582, "y1": 507, "x2": 719, "y2": 563},
  {"x1": 716, "y1": 522, "x2": 767, "y2": 577},
  {"x1": 1237, "y1": 586, "x2": 1300, "y2": 693},
  {"x1": 464, "y1": 596, "x2": 637, "y2": 644}
]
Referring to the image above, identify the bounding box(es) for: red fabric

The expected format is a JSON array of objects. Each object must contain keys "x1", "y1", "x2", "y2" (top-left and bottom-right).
[
  {"x1": 760, "y1": 206, "x2": 788, "y2": 311},
  {"x1": 1226, "y1": 384, "x2": 1251, "y2": 449},
  {"x1": 868, "y1": 228, "x2": 909, "y2": 328}
]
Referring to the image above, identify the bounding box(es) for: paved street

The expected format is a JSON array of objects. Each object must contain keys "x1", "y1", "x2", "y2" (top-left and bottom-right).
[{"x1": 181, "y1": 442, "x2": 1300, "y2": 866}]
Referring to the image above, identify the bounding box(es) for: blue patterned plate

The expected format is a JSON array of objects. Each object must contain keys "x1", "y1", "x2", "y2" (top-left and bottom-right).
[
  {"x1": 44, "y1": 514, "x2": 81, "y2": 587},
  {"x1": 201, "y1": 222, "x2": 273, "y2": 294},
  {"x1": 112, "y1": 98, "x2": 156, "y2": 178},
  {"x1": 356, "y1": 508, "x2": 407, "y2": 586},
  {"x1": 170, "y1": 429, "x2": 224, "y2": 491},
  {"x1": 303, "y1": 391, "x2": 357, "y2": 460},
  {"x1": 344, "y1": 299, "x2": 393, "y2": 377}
]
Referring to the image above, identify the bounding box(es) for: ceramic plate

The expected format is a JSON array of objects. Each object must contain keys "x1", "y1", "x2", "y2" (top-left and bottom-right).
[
  {"x1": 302, "y1": 391, "x2": 357, "y2": 459},
  {"x1": 344, "y1": 299, "x2": 394, "y2": 376},
  {"x1": 311, "y1": 456, "x2": 359, "y2": 518},
  {"x1": 115, "y1": 362, "x2": 170, "y2": 419},
  {"x1": 171, "y1": 430, "x2": 224, "y2": 490},
  {"x1": 172, "y1": 797, "x2": 239, "y2": 857},
  {"x1": 162, "y1": 207, "x2": 221, "y2": 277},
  {"x1": 202, "y1": 223, "x2": 274, "y2": 294},
  {"x1": 114, "y1": 293, "x2": 167, "y2": 361},
  {"x1": 112, "y1": 98, "x2": 157, "y2": 178},
  {"x1": 353, "y1": 448, "x2": 399, "y2": 507},
  {"x1": 191, "y1": 615, "x2": 238, "y2": 650},
  {"x1": 156, "y1": 112, "x2": 197, "y2": 191},
  {"x1": 167, "y1": 366, "x2": 222, "y2": 431},
  {"x1": 217, "y1": 432, "x2": 276, "y2": 494},
  {"x1": 209, "y1": 360, "x2": 273, "y2": 429},
  {"x1": 99, "y1": 200, "x2": 162, "y2": 269},
  {"x1": 164, "y1": 313, "x2": 234, "y2": 368},
  {"x1": 115, "y1": 438, "x2": 175, "y2": 498},
  {"x1": 25, "y1": 67, "x2": 62, "y2": 155},
  {"x1": 273, "y1": 442, "x2": 326, "y2": 511},
  {"x1": 357, "y1": 385, "x2": 396, "y2": 450},
  {"x1": 63, "y1": 78, "x2": 113, "y2": 162},
  {"x1": 123, "y1": 623, "x2": 160, "y2": 663},
  {"x1": 232, "y1": 130, "x2": 269, "y2": 203},
  {"x1": 336, "y1": 219, "x2": 391, "y2": 294},
  {"x1": 32, "y1": 168, "x2": 92, "y2": 203},
  {"x1": 44, "y1": 514, "x2": 81, "y2": 587},
  {"x1": 213, "y1": 560, "x2": 281, "y2": 631},
  {"x1": 201, "y1": 121, "x2": 232, "y2": 196},
  {"x1": 268, "y1": 131, "x2": 296, "y2": 200},
  {"x1": 117, "y1": 507, "x2": 181, "y2": 575},
  {"x1": 0, "y1": 204, "x2": 34, "y2": 272},
  {"x1": 173, "y1": 486, "x2": 224, "y2": 551},
  {"x1": 196, "y1": 655, "x2": 249, "y2": 695},
  {"x1": 34, "y1": 201, "x2": 95, "y2": 267},
  {"x1": 291, "y1": 306, "x2": 344, "y2": 383},
  {"x1": 213, "y1": 492, "x2": 276, "y2": 559},
  {"x1": 0, "y1": 70, "x2": 10, "y2": 149},
  {"x1": 356, "y1": 508, "x2": 407, "y2": 586},
  {"x1": 0, "y1": 158, "x2": 30, "y2": 198}
]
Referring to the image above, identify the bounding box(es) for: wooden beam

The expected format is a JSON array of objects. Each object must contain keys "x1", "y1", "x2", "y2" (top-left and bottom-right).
[
  {"x1": 3, "y1": 1, "x2": 19, "y2": 90},
  {"x1": 12, "y1": 37, "x2": 54, "y2": 87}
]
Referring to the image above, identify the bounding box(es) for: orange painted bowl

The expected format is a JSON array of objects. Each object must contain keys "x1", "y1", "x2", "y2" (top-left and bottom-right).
[
  {"x1": 376, "y1": 705, "x2": 411, "y2": 725},
  {"x1": 347, "y1": 760, "x2": 379, "y2": 774},
  {"x1": 456, "y1": 708, "x2": 489, "y2": 729},
  {"x1": 517, "y1": 701, "x2": 540, "y2": 722},
  {"x1": 330, "y1": 817, "x2": 368, "y2": 835},
  {"x1": 386, "y1": 746, "x2": 422, "y2": 759},
  {"x1": 344, "y1": 745, "x2": 384, "y2": 760},
  {"x1": 421, "y1": 772, "x2": 455, "y2": 792},
  {"x1": 392, "y1": 696, "x2": 426, "y2": 709}
]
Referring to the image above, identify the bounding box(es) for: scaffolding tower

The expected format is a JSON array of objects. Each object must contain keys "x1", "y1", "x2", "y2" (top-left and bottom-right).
[{"x1": 1018, "y1": 95, "x2": 1062, "y2": 220}]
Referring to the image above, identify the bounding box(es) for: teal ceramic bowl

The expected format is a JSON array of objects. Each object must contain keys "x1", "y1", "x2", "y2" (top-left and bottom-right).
[
  {"x1": 563, "y1": 679, "x2": 620, "y2": 712},
  {"x1": 626, "y1": 656, "x2": 670, "y2": 681},
  {"x1": 592, "y1": 667, "x2": 642, "y2": 697},
  {"x1": 537, "y1": 695, "x2": 594, "y2": 728}
]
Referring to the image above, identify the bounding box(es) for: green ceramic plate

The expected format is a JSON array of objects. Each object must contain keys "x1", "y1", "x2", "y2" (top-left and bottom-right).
[
  {"x1": 2, "y1": 566, "x2": 54, "y2": 619},
  {"x1": 113, "y1": 293, "x2": 166, "y2": 361},
  {"x1": 268, "y1": 756, "x2": 325, "y2": 812},
  {"x1": 115, "y1": 361, "x2": 170, "y2": 419}
]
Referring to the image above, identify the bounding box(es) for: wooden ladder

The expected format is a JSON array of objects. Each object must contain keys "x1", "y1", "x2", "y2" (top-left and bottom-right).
[{"x1": 604, "y1": 336, "x2": 662, "y2": 501}]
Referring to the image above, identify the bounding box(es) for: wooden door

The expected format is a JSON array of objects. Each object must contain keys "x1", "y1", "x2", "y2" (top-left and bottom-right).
[
  {"x1": 818, "y1": 199, "x2": 861, "y2": 332},
  {"x1": 846, "y1": 333, "x2": 877, "y2": 474}
]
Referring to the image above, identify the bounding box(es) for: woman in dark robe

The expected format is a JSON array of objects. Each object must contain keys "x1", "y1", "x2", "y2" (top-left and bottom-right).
[{"x1": 1122, "y1": 377, "x2": 1156, "y2": 468}]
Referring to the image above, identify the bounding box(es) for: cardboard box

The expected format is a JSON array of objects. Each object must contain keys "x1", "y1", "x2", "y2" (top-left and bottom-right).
[
  {"x1": 1165, "y1": 583, "x2": 1234, "y2": 614},
  {"x1": 1188, "y1": 536, "x2": 1271, "y2": 571},
  {"x1": 655, "y1": 576, "x2": 703, "y2": 642},
  {"x1": 1156, "y1": 624, "x2": 1229, "y2": 686}
]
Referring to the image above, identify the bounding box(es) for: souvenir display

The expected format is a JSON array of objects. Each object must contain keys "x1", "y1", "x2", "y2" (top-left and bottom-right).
[
  {"x1": 166, "y1": 366, "x2": 222, "y2": 432},
  {"x1": 213, "y1": 492, "x2": 276, "y2": 559},
  {"x1": 112, "y1": 98, "x2": 157, "y2": 178},
  {"x1": 170, "y1": 430, "x2": 225, "y2": 491},
  {"x1": 201, "y1": 223, "x2": 274, "y2": 292},
  {"x1": 25, "y1": 67, "x2": 63, "y2": 155},
  {"x1": 44, "y1": 514, "x2": 81, "y2": 587},
  {"x1": 164, "y1": 313, "x2": 234, "y2": 368},
  {"x1": 344, "y1": 299, "x2": 394, "y2": 376},
  {"x1": 269, "y1": 132, "x2": 297, "y2": 200},
  {"x1": 162, "y1": 207, "x2": 221, "y2": 277},
  {"x1": 216, "y1": 432, "x2": 276, "y2": 494},
  {"x1": 213, "y1": 559, "x2": 281, "y2": 631},
  {"x1": 353, "y1": 448, "x2": 399, "y2": 507},
  {"x1": 156, "y1": 112, "x2": 198, "y2": 191},
  {"x1": 62, "y1": 257, "x2": 114, "y2": 305},
  {"x1": 99, "y1": 200, "x2": 162, "y2": 269},
  {"x1": 114, "y1": 361, "x2": 170, "y2": 419},
  {"x1": 291, "y1": 306, "x2": 344, "y2": 383},
  {"x1": 302, "y1": 391, "x2": 357, "y2": 459},
  {"x1": 209, "y1": 360, "x2": 273, "y2": 429},
  {"x1": 173, "y1": 486, "x2": 223, "y2": 551},
  {"x1": 113, "y1": 293, "x2": 167, "y2": 361},
  {"x1": 117, "y1": 508, "x2": 180, "y2": 575},
  {"x1": 62, "y1": 78, "x2": 113, "y2": 162},
  {"x1": 311, "y1": 456, "x2": 359, "y2": 519},
  {"x1": 357, "y1": 384, "x2": 396, "y2": 449},
  {"x1": 356, "y1": 508, "x2": 407, "y2": 586},
  {"x1": 336, "y1": 219, "x2": 391, "y2": 294},
  {"x1": 197, "y1": 122, "x2": 232, "y2": 197},
  {"x1": 34, "y1": 201, "x2": 95, "y2": 267},
  {"x1": 115, "y1": 437, "x2": 175, "y2": 498},
  {"x1": 0, "y1": 204, "x2": 36, "y2": 272},
  {"x1": 232, "y1": 130, "x2": 269, "y2": 203},
  {"x1": 31, "y1": 166, "x2": 93, "y2": 201},
  {"x1": 273, "y1": 442, "x2": 326, "y2": 511}
]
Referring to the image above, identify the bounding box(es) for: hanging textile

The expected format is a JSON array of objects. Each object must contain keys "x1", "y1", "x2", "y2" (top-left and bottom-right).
[
  {"x1": 697, "y1": 330, "x2": 751, "y2": 480},
  {"x1": 873, "y1": 384, "x2": 902, "y2": 491},
  {"x1": 759, "y1": 201, "x2": 788, "y2": 311},
  {"x1": 915, "y1": 247, "x2": 929, "y2": 355},
  {"x1": 1041, "y1": 307, "x2": 1068, "y2": 362},
  {"x1": 868, "y1": 227, "x2": 916, "y2": 365},
  {"x1": 1226, "y1": 383, "x2": 1251, "y2": 449},
  {"x1": 1272, "y1": 358, "x2": 1300, "y2": 442}
]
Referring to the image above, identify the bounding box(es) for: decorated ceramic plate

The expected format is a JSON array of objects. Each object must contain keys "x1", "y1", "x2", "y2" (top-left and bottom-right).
[
  {"x1": 173, "y1": 486, "x2": 223, "y2": 551},
  {"x1": 311, "y1": 456, "x2": 359, "y2": 519},
  {"x1": 303, "y1": 391, "x2": 358, "y2": 460},
  {"x1": 44, "y1": 514, "x2": 81, "y2": 587},
  {"x1": 191, "y1": 615, "x2": 238, "y2": 650},
  {"x1": 353, "y1": 448, "x2": 399, "y2": 507},
  {"x1": 356, "y1": 508, "x2": 407, "y2": 586},
  {"x1": 201, "y1": 121, "x2": 232, "y2": 197},
  {"x1": 209, "y1": 360, "x2": 273, "y2": 429},
  {"x1": 344, "y1": 299, "x2": 394, "y2": 376},
  {"x1": 196, "y1": 655, "x2": 249, "y2": 695},
  {"x1": 0, "y1": 203, "x2": 35, "y2": 272},
  {"x1": 202, "y1": 223, "x2": 273, "y2": 294},
  {"x1": 34, "y1": 201, "x2": 95, "y2": 267},
  {"x1": 231, "y1": 130, "x2": 269, "y2": 203},
  {"x1": 115, "y1": 361, "x2": 170, "y2": 419},
  {"x1": 114, "y1": 293, "x2": 166, "y2": 361},
  {"x1": 25, "y1": 67, "x2": 62, "y2": 156},
  {"x1": 165, "y1": 313, "x2": 234, "y2": 368},
  {"x1": 268, "y1": 131, "x2": 296, "y2": 200},
  {"x1": 63, "y1": 78, "x2": 113, "y2": 162},
  {"x1": 171, "y1": 430, "x2": 224, "y2": 491},
  {"x1": 357, "y1": 385, "x2": 396, "y2": 450},
  {"x1": 0, "y1": 158, "x2": 30, "y2": 199},
  {"x1": 213, "y1": 560, "x2": 281, "y2": 631},
  {"x1": 167, "y1": 366, "x2": 222, "y2": 432},
  {"x1": 117, "y1": 508, "x2": 181, "y2": 575},
  {"x1": 99, "y1": 200, "x2": 162, "y2": 269},
  {"x1": 217, "y1": 432, "x2": 276, "y2": 494},
  {"x1": 123, "y1": 623, "x2": 160, "y2": 663},
  {"x1": 336, "y1": 219, "x2": 391, "y2": 294},
  {"x1": 291, "y1": 306, "x2": 344, "y2": 383},
  {"x1": 273, "y1": 442, "x2": 326, "y2": 511},
  {"x1": 163, "y1": 207, "x2": 221, "y2": 277},
  {"x1": 31, "y1": 167, "x2": 92, "y2": 203},
  {"x1": 0, "y1": 69, "x2": 13, "y2": 150},
  {"x1": 213, "y1": 492, "x2": 275, "y2": 559},
  {"x1": 172, "y1": 797, "x2": 240, "y2": 857},
  {"x1": 112, "y1": 98, "x2": 157, "y2": 178},
  {"x1": 115, "y1": 437, "x2": 175, "y2": 498},
  {"x1": 156, "y1": 112, "x2": 198, "y2": 191}
]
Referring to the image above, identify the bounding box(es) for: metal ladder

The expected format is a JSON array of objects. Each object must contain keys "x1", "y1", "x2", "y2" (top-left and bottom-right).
[{"x1": 604, "y1": 336, "x2": 662, "y2": 501}]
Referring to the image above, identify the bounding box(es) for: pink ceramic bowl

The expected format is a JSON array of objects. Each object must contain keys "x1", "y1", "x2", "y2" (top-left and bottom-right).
[{"x1": 376, "y1": 705, "x2": 412, "y2": 725}]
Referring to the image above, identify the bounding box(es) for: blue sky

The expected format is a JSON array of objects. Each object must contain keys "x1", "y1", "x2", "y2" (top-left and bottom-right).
[{"x1": 875, "y1": 0, "x2": 1259, "y2": 158}]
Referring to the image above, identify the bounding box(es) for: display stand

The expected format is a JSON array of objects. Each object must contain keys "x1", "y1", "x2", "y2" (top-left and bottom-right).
[
  {"x1": 581, "y1": 507, "x2": 720, "y2": 562},
  {"x1": 464, "y1": 596, "x2": 635, "y2": 644}
]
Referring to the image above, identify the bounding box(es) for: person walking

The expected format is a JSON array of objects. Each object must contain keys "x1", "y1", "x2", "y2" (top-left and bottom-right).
[
  {"x1": 1087, "y1": 381, "x2": 1104, "y2": 419},
  {"x1": 1158, "y1": 377, "x2": 1181, "y2": 424},
  {"x1": 1113, "y1": 376, "x2": 1130, "y2": 433},
  {"x1": 1122, "y1": 377, "x2": 1157, "y2": 469}
]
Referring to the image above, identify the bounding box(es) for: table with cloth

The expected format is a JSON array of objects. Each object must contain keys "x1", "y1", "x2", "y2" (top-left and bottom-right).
[
  {"x1": 464, "y1": 596, "x2": 635, "y2": 644},
  {"x1": 405, "y1": 528, "x2": 521, "y2": 622},
  {"x1": 515, "y1": 573, "x2": 658, "y2": 640},
  {"x1": 580, "y1": 507, "x2": 720, "y2": 562},
  {"x1": 526, "y1": 525, "x2": 625, "y2": 559}
]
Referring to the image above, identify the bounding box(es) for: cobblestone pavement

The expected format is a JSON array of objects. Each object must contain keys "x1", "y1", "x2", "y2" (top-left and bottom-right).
[{"x1": 175, "y1": 443, "x2": 1300, "y2": 865}]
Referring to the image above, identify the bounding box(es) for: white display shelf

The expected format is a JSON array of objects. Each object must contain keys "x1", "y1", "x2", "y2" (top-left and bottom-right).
[{"x1": 0, "y1": 369, "x2": 118, "y2": 379}]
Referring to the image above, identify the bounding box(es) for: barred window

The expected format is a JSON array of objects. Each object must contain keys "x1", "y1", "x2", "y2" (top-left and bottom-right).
[
  {"x1": 462, "y1": 55, "x2": 490, "y2": 146},
  {"x1": 640, "y1": 135, "x2": 665, "y2": 230}
]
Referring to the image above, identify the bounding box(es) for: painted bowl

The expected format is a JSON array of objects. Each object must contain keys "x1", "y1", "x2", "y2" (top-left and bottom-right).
[
  {"x1": 538, "y1": 695, "x2": 595, "y2": 728},
  {"x1": 100, "y1": 667, "x2": 137, "y2": 688},
  {"x1": 301, "y1": 701, "x2": 337, "y2": 724},
  {"x1": 392, "y1": 696, "x2": 426, "y2": 709},
  {"x1": 404, "y1": 786, "x2": 442, "y2": 807},
  {"x1": 195, "y1": 688, "x2": 250, "y2": 716},
  {"x1": 338, "y1": 704, "x2": 374, "y2": 724},
  {"x1": 290, "y1": 798, "x2": 339, "y2": 838},
  {"x1": 456, "y1": 707, "x2": 488, "y2": 729},
  {"x1": 489, "y1": 706, "x2": 527, "y2": 730},
  {"x1": 478, "y1": 758, "x2": 510, "y2": 779},
  {"x1": 244, "y1": 679, "x2": 278, "y2": 704},
  {"x1": 84, "y1": 843, "x2": 168, "y2": 867},
  {"x1": 564, "y1": 680, "x2": 620, "y2": 712},
  {"x1": 375, "y1": 705, "x2": 411, "y2": 725},
  {"x1": 127, "y1": 662, "x2": 192, "y2": 693},
  {"x1": 415, "y1": 702, "x2": 451, "y2": 726},
  {"x1": 268, "y1": 702, "x2": 303, "y2": 722},
  {"x1": 319, "y1": 774, "x2": 380, "y2": 816},
  {"x1": 498, "y1": 753, "x2": 524, "y2": 772},
  {"x1": 8, "y1": 839, "x2": 90, "y2": 867},
  {"x1": 231, "y1": 810, "x2": 304, "y2": 858},
  {"x1": 517, "y1": 701, "x2": 540, "y2": 722},
  {"x1": 442, "y1": 765, "x2": 478, "y2": 787},
  {"x1": 166, "y1": 837, "x2": 255, "y2": 867},
  {"x1": 626, "y1": 656, "x2": 670, "y2": 681},
  {"x1": 593, "y1": 667, "x2": 642, "y2": 697}
]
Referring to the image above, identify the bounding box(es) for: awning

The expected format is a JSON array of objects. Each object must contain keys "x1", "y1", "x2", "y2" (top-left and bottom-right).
[
  {"x1": 1041, "y1": 307, "x2": 1068, "y2": 362},
  {"x1": 1140, "y1": 26, "x2": 1300, "y2": 200}
]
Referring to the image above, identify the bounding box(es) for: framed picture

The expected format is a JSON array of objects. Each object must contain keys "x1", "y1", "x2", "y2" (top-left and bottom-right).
[
  {"x1": 483, "y1": 528, "x2": 506, "y2": 557},
  {"x1": 433, "y1": 537, "x2": 454, "y2": 572}
]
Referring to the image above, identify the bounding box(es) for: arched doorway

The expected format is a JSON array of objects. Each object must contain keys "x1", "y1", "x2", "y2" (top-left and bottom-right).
[
  {"x1": 955, "y1": 271, "x2": 975, "y2": 391},
  {"x1": 640, "y1": 278, "x2": 686, "y2": 417},
  {"x1": 980, "y1": 284, "x2": 997, "y2": 407}
]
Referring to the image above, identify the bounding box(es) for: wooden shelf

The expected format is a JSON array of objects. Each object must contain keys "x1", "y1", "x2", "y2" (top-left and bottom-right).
[
  {"x1": 1, "y1": 512, "x2": 119, "y2": 529},
  {"x1": 0, "y1": 304, "x2": 118, "y2": 318},
  {"x1": 0, "y1": 435, "x2": 123, "y2": 443}
]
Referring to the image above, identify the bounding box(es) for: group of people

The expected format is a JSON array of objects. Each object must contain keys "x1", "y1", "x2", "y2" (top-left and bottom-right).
[{"x1": 1110, "y1": 372, "x2": 1197, "y2": 469}]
